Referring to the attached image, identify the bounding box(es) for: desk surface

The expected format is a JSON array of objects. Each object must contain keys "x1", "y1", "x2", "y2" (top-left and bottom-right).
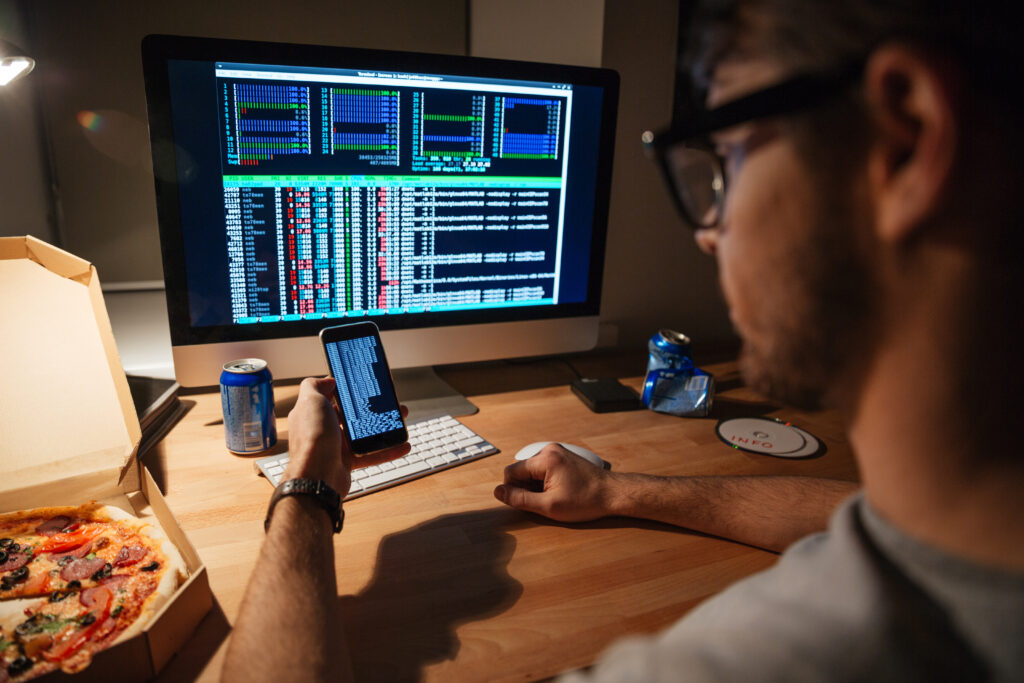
[{"x1": 148, "y1": 354, "x2": 859, "y2": 682}]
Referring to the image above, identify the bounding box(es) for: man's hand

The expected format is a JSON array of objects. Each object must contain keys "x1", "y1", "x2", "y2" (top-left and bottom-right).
[
  {"x1": 494, "y1": 444, "x2": 616, "y2": 522},
  {"x1": 284, "y1": 377, "x2": 412, "y2": 496},
  {"x1": 284, "y1": 377, "x2": 350, "y2": 496},
  {"x1": 494, "y1": 444, "x2": 858, "y2": 551}
]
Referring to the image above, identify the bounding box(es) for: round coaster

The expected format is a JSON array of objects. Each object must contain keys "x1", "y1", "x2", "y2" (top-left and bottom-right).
[
  {"x1": 783, "y1": 425, "x2": 822, "y2": 458},
  {"x1": 715, "y1": 417, "x2": 818, "y2": 457}
]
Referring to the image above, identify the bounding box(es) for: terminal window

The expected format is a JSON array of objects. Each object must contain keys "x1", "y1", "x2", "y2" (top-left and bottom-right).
[{"x1": 214, "y1": 62, "x2": 575, "y2": 326}]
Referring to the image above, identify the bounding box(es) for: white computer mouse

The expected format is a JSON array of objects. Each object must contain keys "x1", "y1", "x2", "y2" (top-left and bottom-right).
[{"x1": 514, "y1": 441, "x2": 610, "y2": 470}]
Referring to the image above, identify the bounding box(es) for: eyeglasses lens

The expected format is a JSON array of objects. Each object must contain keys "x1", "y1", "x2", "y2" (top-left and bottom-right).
[{"x1": 665, "y1": 145, "x2": 723, "y2": 228}]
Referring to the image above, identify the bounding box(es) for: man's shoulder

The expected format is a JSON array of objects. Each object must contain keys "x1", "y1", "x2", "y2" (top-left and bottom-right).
[{"x1": 578, "y1": 495, "x2": 990, "y2": 682}]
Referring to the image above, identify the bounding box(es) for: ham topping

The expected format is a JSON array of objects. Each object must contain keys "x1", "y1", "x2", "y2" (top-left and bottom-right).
[
  {"x1": 99, "y1": 573, "x2": 129, "y2": 588},
  {"x1": 0, "y1": 551, "x2": 30, "y2": 574},
  {"x1": 113, "y1": 545, "x2": 147, "y2": 567},
  {"x1": 80, "y1": 582, "x2": 124, "y2": 607},
  {"x1": 60, "y1": 557, "x2": 106, "y2": 582},
  {"x1": 34, "y1": 515, "x2": 73, "y2": 537}
]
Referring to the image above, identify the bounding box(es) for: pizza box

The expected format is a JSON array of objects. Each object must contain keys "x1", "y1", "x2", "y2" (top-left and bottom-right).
[{"x1": 0, "y1": 236, "x2": 212, "y2": 681}]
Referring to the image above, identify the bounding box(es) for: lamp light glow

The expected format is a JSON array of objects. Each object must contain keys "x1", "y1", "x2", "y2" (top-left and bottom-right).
[
  {"x1": 0, "y1": 56, "x2": 34, "y2": 85},
  {"x1": 0, "y1": 38, "x2": 35, "y2": 86}
]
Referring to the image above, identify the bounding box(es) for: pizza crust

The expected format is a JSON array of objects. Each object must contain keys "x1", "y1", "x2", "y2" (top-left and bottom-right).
[
  {"x1": 97, "y1": 504, "x2": 188, "y2": 643},
  {"x1": 0, "y1": 596, "x2": 43, "y2": 625}
]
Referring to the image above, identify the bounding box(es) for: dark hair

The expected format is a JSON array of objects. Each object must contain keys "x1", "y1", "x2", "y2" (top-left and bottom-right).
[{"x1": 684, "y1": 0, "x2": 1021, "y2": 108}]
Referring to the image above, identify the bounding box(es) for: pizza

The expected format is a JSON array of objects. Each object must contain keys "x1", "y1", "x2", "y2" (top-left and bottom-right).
[{"x1": 0, "y1": 502, "x2": 186, "y2": 681}]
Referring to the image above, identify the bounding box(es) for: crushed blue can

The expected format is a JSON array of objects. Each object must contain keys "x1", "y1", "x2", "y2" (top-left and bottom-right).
[{"x1": 641, "y1": 329, "x2": 714, "y2": 417}]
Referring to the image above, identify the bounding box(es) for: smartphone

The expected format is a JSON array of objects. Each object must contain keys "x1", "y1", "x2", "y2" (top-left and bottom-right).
[{"x1": 319, "y1": 322, "x2": 408, "y2": 455}]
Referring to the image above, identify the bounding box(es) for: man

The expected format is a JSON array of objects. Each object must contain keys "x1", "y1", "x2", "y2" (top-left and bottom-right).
[{"x1": 224, "y1": 0, "x2": 1024, "y2": 680}]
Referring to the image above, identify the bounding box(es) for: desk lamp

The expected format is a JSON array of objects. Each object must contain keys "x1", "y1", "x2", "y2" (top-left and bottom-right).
[{"x1": 0, "y1": 39, "x2": 35, "y2": 86}]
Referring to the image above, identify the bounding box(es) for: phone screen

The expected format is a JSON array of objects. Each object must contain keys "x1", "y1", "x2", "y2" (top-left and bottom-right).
[{"x1": 320, "y1": 322, "x2": 407, "y2": 454}]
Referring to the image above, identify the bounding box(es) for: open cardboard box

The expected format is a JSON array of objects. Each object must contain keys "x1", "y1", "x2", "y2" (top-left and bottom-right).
[{"x1": 0, "y1": 236, "x2": 211, "y2": 681}]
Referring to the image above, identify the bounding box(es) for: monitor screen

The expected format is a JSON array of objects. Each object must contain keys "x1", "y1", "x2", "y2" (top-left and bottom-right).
[{"x1": 142, "y1": 35, "x2": 618, "y2": 388}]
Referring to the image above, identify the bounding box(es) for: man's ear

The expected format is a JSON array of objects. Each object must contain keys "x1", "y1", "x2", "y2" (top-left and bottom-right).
[{"x1": 863, "y1": 45, "x2": 960, "y2": 243}]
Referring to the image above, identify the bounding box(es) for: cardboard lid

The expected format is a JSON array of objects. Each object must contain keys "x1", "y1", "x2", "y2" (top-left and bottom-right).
[{"x1": 0, "y1": 236, "x2": 141, "y2": 492}]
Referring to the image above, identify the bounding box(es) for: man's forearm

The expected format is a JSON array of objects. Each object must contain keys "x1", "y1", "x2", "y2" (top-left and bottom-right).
[
  {"x1": 605, "y1": 475, "x2": 858, "y2": 552},
  {"x1": 223, "y1": 496, "x2": 351, "y2": 682}
]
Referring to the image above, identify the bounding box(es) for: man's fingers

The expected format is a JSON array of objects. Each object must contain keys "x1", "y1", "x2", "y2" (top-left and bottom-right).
[
  {"x1": 503, "y1": 459, "x2": 543, "y2": 486},
  {"x1": 352, "y1": 441, "x2": 412, "y2": 468},
  {"x1": 305, "y1": 376, "x2": 336, "y2": 399},
  {"x1": 494, "y1": 484, "x2": 544, "y2": 514},
  {"x1": 297, "y1": 376, "x2": 337, "y2": 405},
  {"x1": 296, "y1": 376, "x2": 342, "y2": 421}
]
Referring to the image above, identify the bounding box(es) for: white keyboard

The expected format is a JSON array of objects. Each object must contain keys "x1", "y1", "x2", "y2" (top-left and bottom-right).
[{"x1": 254, "y1": 414, "x2": 499, "y2": 499}]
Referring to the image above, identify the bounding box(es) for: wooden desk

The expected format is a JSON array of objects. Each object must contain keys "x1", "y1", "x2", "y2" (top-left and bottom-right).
[{"x1": 148, "y1": 356, "x2": 858, "y2": 682}]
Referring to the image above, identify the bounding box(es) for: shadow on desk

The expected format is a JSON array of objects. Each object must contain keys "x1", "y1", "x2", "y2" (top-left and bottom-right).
[
  {"x1": 140, "y1": 399, "x2": 196, "y2": 496},
  {"x1": 154, "y1": 597, "x2": 231, "y2": 682},
  {"x1": 339, "y1": 508, "x2": 523, "y2": 682}
]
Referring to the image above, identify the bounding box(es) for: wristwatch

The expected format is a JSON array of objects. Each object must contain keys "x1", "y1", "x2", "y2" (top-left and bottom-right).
[{"x1": 264, "y1": 478, "x2": 344, "y2": 534}]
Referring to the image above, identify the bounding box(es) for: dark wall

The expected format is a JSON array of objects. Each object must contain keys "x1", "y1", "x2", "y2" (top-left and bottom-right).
[
  {"x1": 23, "y1": 0, "x2": 466, "y2": 282},
  {"x1": 599, "y1": 0, "x2": 734, "y2": 350}
]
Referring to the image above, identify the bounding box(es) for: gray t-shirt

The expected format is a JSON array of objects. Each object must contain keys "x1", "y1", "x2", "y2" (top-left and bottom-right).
[{"x1": 562, "y1": 494, "x2": 1024, "y2": 682}]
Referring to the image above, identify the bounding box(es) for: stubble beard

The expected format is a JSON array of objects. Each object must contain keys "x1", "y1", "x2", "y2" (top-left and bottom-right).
[{"x1": 738, "y1": 173, "x2": 875, "y2": 412}]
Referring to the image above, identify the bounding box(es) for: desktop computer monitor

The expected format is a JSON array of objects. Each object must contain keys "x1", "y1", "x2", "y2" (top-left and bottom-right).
[{"x1": 141, "y1": 35, "x2": 618, "y2": 413}]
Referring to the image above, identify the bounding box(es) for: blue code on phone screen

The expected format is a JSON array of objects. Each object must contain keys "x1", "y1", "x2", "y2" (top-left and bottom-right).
[{"x1": 325, "y1": 335, "x2": 403, "y2": 440}]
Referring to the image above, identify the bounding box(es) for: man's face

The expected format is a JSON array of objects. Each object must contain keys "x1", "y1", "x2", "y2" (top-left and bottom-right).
[{"x1": 705, "y1": 60, "x2": 876, "y2": 410}]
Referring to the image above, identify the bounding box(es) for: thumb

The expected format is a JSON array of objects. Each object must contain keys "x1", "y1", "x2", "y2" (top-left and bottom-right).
[{"x1": 494, "y1": 484, "x2": 544, "y2": 514}]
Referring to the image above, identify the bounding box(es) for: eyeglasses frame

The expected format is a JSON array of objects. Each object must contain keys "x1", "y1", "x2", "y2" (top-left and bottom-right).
[{"x1": 642, "y1": 61, "x2": 865, "y2": 228}]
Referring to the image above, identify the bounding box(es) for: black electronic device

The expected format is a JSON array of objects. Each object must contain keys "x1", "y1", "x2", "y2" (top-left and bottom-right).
[
  {"x1": 141, "y1": 34, "x2": 620, "y2": 392},
  {"x1": 320, "y1": 322, "x2": 408, "y2": 455},
  {"x1": 571, "y1": 377, "x2": 642, "y2": 413}
]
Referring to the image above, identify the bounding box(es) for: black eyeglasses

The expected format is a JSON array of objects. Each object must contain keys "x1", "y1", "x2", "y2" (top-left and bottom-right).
[{"x1": 642, "y1": 61, "x2": 864, "y2": 229}]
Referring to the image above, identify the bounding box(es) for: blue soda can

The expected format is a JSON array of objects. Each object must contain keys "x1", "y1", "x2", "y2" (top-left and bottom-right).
[
  {"x1": 642, "y1": 329, "x2": 714, "y2": 417},
  {"x1": 220, "y1": 358, "x2": 277, "y2": 453}
]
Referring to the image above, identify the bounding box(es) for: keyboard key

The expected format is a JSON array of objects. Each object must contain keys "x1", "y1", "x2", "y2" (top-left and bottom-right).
[
  {"x1": 360, "y1": 472, "x2": 393, "y2": 488},
  {"x1": 394, "y1": 460, "x2": 431, "y2": 478}
]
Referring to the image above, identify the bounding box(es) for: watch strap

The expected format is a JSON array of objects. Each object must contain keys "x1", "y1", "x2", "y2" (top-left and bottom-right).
[{"x1": 265, "y1": 478, "x2": 344, "y2": 534}]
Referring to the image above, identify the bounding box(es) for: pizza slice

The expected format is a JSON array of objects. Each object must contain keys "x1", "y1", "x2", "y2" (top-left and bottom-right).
[
  {"x1": 0, "y1": 504, "x2": 179, "y2": 600},
  {"x1": 0, "y1": 503, "x2": 187, "y2": 681}
]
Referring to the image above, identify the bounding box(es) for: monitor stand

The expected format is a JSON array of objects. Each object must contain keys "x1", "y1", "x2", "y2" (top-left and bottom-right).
[{"x1": 392, "y1": 366, "x2": 478, "y2": 422}]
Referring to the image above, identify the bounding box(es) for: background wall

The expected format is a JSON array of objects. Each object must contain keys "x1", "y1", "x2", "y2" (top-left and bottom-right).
[
  {"x1": 0, "y1": 0, "x2": 53, "y2": 243},
  {"x1": 3, "y1": 0, "x2": 735, "y2": 355},
  {"x1": 470, "y1": 0, "x2": 604, "y2": 67},
  {"x1": 599, "y1": 0, "x2": 733, "y2": 350},
  {"x1": 15, "y1": 0, "x2": 465, "y2": 283}
]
